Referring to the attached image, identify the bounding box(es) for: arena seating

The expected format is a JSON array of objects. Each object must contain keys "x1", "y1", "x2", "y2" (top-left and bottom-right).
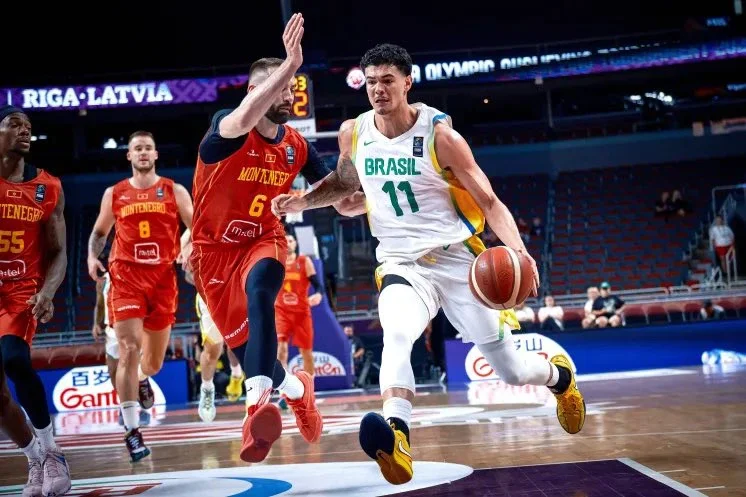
[{"x1": 550, "y1": 159, "x2": 746, "y2": 295}]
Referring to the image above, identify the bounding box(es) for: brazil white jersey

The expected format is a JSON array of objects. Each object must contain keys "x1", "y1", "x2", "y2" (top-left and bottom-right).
[{"x1": 352, "y1": 103, "x2": 485, "y2": 263}]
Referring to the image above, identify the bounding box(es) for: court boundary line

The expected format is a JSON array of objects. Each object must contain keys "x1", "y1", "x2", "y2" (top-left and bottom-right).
[{"x1": 618, "y1": 458, "x2": 707, "y2": 497}]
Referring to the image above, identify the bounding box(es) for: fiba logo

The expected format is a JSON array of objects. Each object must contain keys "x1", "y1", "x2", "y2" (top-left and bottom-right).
[
  {"x1": 464, "y1": 333, "x2": 577, "y2": 382},
  {"x1": 346, "y1": 67, "x2": 365, "y2": 90}
]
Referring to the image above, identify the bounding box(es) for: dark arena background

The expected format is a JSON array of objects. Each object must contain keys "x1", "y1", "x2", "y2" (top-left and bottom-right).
[{"x1": 1, "y1": 0, "x2": 746, "y2": 495}]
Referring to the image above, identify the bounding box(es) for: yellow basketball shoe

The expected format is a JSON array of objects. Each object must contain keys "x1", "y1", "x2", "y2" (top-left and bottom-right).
[
  {"x1": 550, "y1": 354, "x2": 586, "y2": 434},
  {"x1": 359, "y1": 412, "x2": 413, "y2": 485},
  {"x1": 226, "y1": 373, "x2": 245, "y2": 402}
]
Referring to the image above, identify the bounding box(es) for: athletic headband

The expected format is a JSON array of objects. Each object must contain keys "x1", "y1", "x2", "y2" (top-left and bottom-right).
[{"x1": 0, "y1": 105, "x2": 25, "y2": 123}]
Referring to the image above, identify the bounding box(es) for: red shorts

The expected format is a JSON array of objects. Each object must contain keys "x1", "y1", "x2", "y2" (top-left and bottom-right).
[
  {"x1": 276, "y1": 308, "x2": 314, "y2": 350},
  {"x1": 192, "y1": 229, "x2": 287, "y2": 349},
  {"x1": 715, "y1": 245, "x2": 733, "y2": 259},
  {"x1": 0, "y1": 279, "x2": 39, "y2": 345},
  {"x1": 108, "y1": 261, "x2": 177, "y2": 331}
]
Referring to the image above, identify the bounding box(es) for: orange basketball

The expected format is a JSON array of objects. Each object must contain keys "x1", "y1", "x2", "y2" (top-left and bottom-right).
[{"x1": 468, "y1": 246, "x2": 535, "y2": 310}]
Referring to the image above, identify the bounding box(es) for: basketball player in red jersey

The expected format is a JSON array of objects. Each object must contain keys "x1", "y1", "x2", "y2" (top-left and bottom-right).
[
  {"x1": 189, "y1": 14, "x2": 337, "y2": 462},
  {"x1": 0, "y1": 106, "x2": 71, "y2": 497},
  {"x1": 275, "y1": 231, "x2": 322, "y2": 378},
  {"x1": 87, "y1": 130, "x2": 193, "y2": 462}
]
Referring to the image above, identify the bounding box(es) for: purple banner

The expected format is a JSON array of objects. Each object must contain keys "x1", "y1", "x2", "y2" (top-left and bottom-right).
[{"x1": 1, "y1": 75, "x2": 249, "y2": 111}]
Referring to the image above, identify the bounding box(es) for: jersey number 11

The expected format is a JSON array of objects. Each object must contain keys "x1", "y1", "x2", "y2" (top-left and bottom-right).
[{"x1": 382, "y1": 181, "x2": 419, "y2": 217}]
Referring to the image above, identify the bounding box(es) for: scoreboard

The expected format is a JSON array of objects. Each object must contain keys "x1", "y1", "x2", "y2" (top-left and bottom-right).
[{"x1": 288, "y1": 73, "x2": 316, "y2": 136}]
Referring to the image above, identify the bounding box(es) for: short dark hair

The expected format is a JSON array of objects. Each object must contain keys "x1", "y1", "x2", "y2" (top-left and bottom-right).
[
  {"x1": 360, "y1": 43, "x2": 412, "y2": 76},
  {"x1": 128, "y1": 130, "x2": 154, "y2": 145},
  {"x1": 249, "y1": 57, "x2": 284, "y2": 81}
]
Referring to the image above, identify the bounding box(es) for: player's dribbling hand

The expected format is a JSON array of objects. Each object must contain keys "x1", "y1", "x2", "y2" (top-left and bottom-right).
[
  {"x1": 87, "y1": 257, "x2": 106, "y2": 282},
  {"x1": 27, "y1": 291, "x2": 54, "y2": 323},
  {"x1": 520, "y1": 250, "x2": 540, "y2": 297},
  {"x1": 283, "y1": 13, "x2": 304, "y2": 70},
  {"x1": 271, "y1": 194, "x2": 307, "y2": 217},
  {"x1": 308, "y1": 293, "x2": 322, "y2": 307}
]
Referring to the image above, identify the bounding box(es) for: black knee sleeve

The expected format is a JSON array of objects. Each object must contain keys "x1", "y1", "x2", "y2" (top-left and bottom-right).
[
  {"x1": 0, "y1": 336, "x2": 50, "y2": 429},
  {"x1": 242, "y1": 258, "x2": 285, "y2": 380}
]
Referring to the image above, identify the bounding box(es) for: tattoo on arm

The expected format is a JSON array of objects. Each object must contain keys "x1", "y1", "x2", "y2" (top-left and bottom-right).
[
  {"x1": 302, "y1": 155, "x2": 361, "y2": 209},
  {"x1": 88, "y1": 232, "x2": 107, "y2": 259}
]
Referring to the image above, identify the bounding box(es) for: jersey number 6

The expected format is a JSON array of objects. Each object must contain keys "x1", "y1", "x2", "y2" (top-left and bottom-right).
[{"x1": 249, "y1": 195, "x2": 267, "y2": 217}]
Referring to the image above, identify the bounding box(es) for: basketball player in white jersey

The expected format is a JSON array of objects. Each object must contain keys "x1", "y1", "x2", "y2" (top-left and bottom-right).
[
  {"x1": 273, "y1": 43, "x2": 586, "y2": 485},
  {"x1": 179, "y1": 229, "x2": 245, "y2": 422}
]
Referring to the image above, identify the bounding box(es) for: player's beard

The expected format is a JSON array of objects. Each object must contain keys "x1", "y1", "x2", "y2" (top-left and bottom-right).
[
  {"x1": 132, "y1": 160, "x2": 155, "y2": 173},
  {"x1": 265, "y1": 104, "x2": 292, "y2": 124}
]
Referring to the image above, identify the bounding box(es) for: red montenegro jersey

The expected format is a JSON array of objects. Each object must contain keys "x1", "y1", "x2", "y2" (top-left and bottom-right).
[
  {"x1": 192, "y1": 121, "x2": 313, "y2": 248},
  {"x1": 276, "y1": 255, "x2": 311, "y2": 310},
  {"x1": 0, "y1": 167, "x2": 61, "y2": 282},
  {"x1": 109, "y1": 177, "x2": 180, "y2": 265}
]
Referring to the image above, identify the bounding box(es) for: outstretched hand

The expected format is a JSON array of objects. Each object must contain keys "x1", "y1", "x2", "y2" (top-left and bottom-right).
[{"x1": 283, "y1": 13, "x2": 304, "y2": 70}]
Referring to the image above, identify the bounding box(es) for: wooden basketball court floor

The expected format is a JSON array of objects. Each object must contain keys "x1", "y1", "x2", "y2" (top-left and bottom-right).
[{"x1": 0, "y1": 365, "x2": 744, "y2": 496}]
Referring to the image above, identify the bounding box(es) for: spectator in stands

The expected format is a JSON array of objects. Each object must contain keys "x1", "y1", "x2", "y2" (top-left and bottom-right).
[
  {"x1": 700, "y1": 300, "x2": 725, "y2": 320},
  {"x1": 592, "y1": 282, "x2": 625, "y2": 327},
  {"x1": 582, "y1": 286, "x2": 599, "y2": 329},
  {"x1": 538, "y1": 295, "x2": 564, "y2": 331},
  {"x1": 344, "y1": 325, "x2": 366, "y2": 378},
  {"x1": 655, "y1": 191, "x2": 674, "y2": 220},
  {"x1": 531, "y1": 217, "x2": 543, "y2": 238},
  {"x1": 671, "y1": 190, "x2": 690, "y2": 217},
  {"x1": 709, "y1": 215, "x2": 736, "y2": 273},
  {"x1": 514, "y1": 302, "x2": 536, "y2": 330}
]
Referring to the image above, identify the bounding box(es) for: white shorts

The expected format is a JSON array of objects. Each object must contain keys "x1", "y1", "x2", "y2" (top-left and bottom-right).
[
  {"x1": 376, "y1": 242, "x2": 516, "y2": 345},
  {"x1": 104, "y1": 326, "x2": 119, "y2": 359},
  {"x1": 197, "y1": 294, "x2": 223, "y2": 345}
]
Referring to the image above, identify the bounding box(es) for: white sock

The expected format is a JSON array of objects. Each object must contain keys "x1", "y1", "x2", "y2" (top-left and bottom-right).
[
  {"x1": 34, "y1": 424, "x2": 57, "y2": 453},
  {"x1": 137, "y1": 365, "x2": 148, "y2": 382},
  {"x1": 383, "y1": 397, "x2": 413, "y2": 427},
  {"x1": 21, "y1": 436, "x2": 41, "y2": 461},
  {"x1": 201, "y1": 380, "x2": 214, "y2": 391},
  {"x1": 231, "y1": 364, "x2": 244, "y2": 378},
  {"x1": 546, "y1": 363, "x2": 560, "y2": 387},
  {"x1": 244, "y1": 375, "x2": 273, "y2": 407},
  {"x1": 277, "y1": 372, "x2": 305, "y2": 400},
  {"x1": 120, "y1": 401, "x2": 140, "y2": 431}
]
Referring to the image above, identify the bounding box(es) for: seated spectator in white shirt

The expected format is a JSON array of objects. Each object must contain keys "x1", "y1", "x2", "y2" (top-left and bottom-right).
[
  {"x1": 582, "y1": 286, "x2": 599, "y2": 329},
  {"x1": 514, "y1": 303, "x2": 536, "y2": 330},
  {"x1": 538, "y1": 295, "x2": 564, "y2": 331}
]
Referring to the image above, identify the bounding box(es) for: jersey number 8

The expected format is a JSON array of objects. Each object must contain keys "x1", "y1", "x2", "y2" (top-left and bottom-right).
[{"x1": 139, "y1": 221, "x2": 151, "y2": 238}]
